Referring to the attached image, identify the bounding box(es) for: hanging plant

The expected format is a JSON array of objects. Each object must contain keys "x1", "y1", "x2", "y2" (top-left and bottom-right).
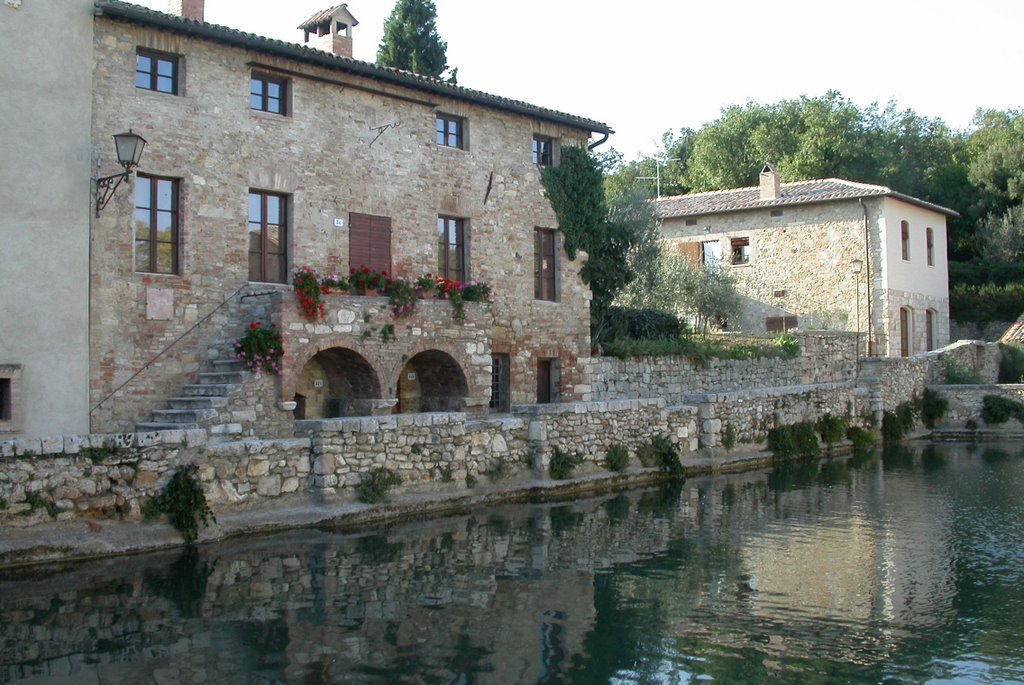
[
  {"x1": 385, "y1": 278, "x2": 418, "y2": 318},
  {"x1": 292, "y1": 266, "x2": 325, "y2": 319},
  {"x1": 231, "y1": 322, "x2": 284, "y2": 375}
]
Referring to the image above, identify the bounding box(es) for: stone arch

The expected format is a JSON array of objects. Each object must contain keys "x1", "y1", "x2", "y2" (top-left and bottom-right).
[
  {"x1": 286, "y1": 341, "x2": 384, "y2": 418},
  {"x1": 396, "y1": 350, "x2": 469, "y2": 413}
]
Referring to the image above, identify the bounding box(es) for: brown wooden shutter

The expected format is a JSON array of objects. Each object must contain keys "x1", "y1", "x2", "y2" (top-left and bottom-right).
[
  {"x1": 349, "y1": 213, "x2": 392, "y2": 274},
  {"x1": 677, "y1": 241, "x2": 701, "y2": 266}
]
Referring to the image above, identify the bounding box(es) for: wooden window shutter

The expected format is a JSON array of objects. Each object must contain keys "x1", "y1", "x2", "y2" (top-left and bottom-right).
[
  {"x1": 349, "y1": 213, "x2": 392, "y2": 274},
  {"x1": 677, "y1": 241, "x2": 701, "y2": 266}
]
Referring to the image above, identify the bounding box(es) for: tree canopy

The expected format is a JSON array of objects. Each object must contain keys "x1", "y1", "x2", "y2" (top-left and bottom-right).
[{"x1": 376, "y1": 0, "x2": 454, "y2": 81}]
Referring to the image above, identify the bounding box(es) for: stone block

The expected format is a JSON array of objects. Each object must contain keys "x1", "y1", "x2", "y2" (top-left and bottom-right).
[
  {"x1": 257, "y1": 474, "x2": 282, "y2": 497},
  {"x1": 247, "y1": 459, "x2": 269, "y2": 477}
]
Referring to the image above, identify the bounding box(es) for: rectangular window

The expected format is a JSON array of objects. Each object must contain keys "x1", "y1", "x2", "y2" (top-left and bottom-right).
[
  {"x1": 490, "y1": 353, "x2": 510, "y2": 412},
  {"x1": 250, "y1": 74, "x2": 287, "y2": 115},
  {"x1": 926, "y1": 309, "x2": 936, "y2": 351},
  {"x1": 0, "y1": 365, "x2": 21, "y2": 433},
  {"x1": 537, "y1": 358, "x2": 559, "y2": 404},
  {"x1": 770, "y1": 209, "x2": 783, "y2": 217},
  {"x1": 437, "y1": 216, "x2": 466, "y2": 281},
  {"x1": 730, "y1": 237, "x2": 750, "y2": 265},
  {"x1": 436, "y1": 114, "x2": 464, "y2": 149},
  {"x1": 766, "y1": 316, "x2": 798, "y2": 333},
  {"x1": 901, "y1": 221, "x2": 910, "y2": 261},
  {"x1": 134, "y1": 174, "x2": 179, "y2": 274},
  {"x1": 701, "y1": 240, "x2": 721, "y2": 268},
  {"x1": 136, "y1": 49, "x2": 178, "y2": 94},
  {"x1": 534, "y1": 228, "x2": 557, "y2": 301},
  {"x1": 532, "y1": 135, "x2": 553, "y2": 166},
  {"x1": 926, "y1": 227, "x2": 934, "y2": 266},
  {"x1": 349, "y1": 213, "x2": 392, "y2": 275},
  {"x1": 247, "y1": 190, "x2": 288, "y2": 283}
]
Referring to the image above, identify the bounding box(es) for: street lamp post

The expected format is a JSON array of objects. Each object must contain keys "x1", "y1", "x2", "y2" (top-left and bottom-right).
[{"x1": 851, "y1": 259, "x2": 863, "y2": 359}]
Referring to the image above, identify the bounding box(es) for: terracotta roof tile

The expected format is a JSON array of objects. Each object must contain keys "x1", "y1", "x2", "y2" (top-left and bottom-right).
[
  {"x1": 1000, "y1": 313, "x2": 1024, "y2": 344},
  {"x1": 655, "y1": 178, "x2": 958, "y2": 219}
]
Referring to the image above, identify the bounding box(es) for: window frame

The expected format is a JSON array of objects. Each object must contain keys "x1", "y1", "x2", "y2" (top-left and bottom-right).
[
  {"x1": 489, "y1": 353, "x2": 511, "y2": 412},
  {"x1": 250, "y1": 73, "x2": 288, "y2": 115},
  {"x1": 0, "y1": 364, "x2": 22, "y2": 433},
  {"x1": 247, "y1": 190, "x2": 289, "y2": 284},
  {"x1": 136, "y1": 48, "x2": 179, "y2": 95},
  {"x1": 901, "y1": 220, "x2": 910, "y2": 261},
  {"x1": 437, "y1": 215, "x2": 467, "y2": 282},
  {"x1": 534, "y1": 227, "x2": 558, "y2": 301},
  {"x1": 730, "y1": 237, "x2": 750, "y2": 265},
  {"x1": 134, "y1": 173, "x2": 180, "y2": 275},
  {"x1": 532, "y1": 134, "x2": 554, "y2": 166},
  {"x1": 435, "y1": 113, "x2": 465, "y2": 149}
]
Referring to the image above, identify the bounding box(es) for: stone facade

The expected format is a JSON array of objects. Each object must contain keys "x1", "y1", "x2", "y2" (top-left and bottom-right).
[
  {"x1": 87, "y1": 4, "x2": 604, "y2": 433},
  {"x1": 658, "y1": 181, "x2": 953, "y2": 358}
]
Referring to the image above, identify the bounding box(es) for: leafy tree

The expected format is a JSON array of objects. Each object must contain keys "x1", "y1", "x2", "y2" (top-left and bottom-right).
[
  {"x1": 976, "y1": 204, "x2": 1024, "y2": 263},
  {"x1": 376, "y1": 0, "x2": 452, "y2": 80},
  {"x1": 541, "y1": 146, "x2": 644, "y2": 336}
]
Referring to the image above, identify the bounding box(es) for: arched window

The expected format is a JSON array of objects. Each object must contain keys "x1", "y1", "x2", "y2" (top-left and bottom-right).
[
  {"x1": 901, "y1": 221, "x2": 910, "y2": 261},
  {"x1": 926, "y1": 309, "x2": 936, "y2": 351},
  {"x1": 900, "y1": 307, "x2": 913, "y2": 357},
  {"x1": 926, "y1": 227, "x2": 934, "y2": 266}
]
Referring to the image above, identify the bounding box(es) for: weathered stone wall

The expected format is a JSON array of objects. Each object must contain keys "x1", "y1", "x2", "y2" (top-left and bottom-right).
[
  {"x1": 586, "y1": 332, "x2": 859, "y2": 403},
  {"x1": 929, "y1": 384, "x2": 1024, "y2": 430},
  {"x1": 950, "y1": 320, "x2": 1015, "y2": 343},
  {"x1": 89, "y1": 15, "x2": 593, "y2": 432},
  {"x1": 689, "y1": 382, "x2": 867, "y2": 449}
]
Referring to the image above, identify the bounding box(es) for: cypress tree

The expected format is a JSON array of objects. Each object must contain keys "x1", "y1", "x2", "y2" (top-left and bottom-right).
[{"x1": 376, "y1": 0, "x2": 451, "y2": 80}]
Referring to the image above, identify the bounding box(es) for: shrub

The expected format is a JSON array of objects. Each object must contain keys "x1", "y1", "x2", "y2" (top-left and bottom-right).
[
  {"x1": 980, "y1": 394, "x2": 1024, "y2": 424},
  {"x1": 896, "y1": 401, "x2": 918, "y2": 431},
  {"x1": 966, "y1": 418, "x2": 978, "y2": 430},
  {"x1": 949, "y1": 282, "x2": 1024, "y2": 324},
  {"x1": 999, "y1": 343, "x2": 1024, "y2": 383},
  {"x1": 603, "y1": 306, "x2": 685, "y2": 341},
  {"x1": 549, "y1": 447, "x2": 583, "y2": 480},
  {"x1": 603, "y1": 444, "x2": 630, "y2": 472},
  {"x1": 767, "y1": 422, "x2": 819, "y2": 460},
  {"x1": 143, "y1": 464, "x2": 215, "y2": 545},
  {"x1": 941, "y1": 356, "x2": 982, "y2": 385},
  {"x1": 845, "y1": 426, "x2": 877, "y2": 452},
  {"x1": 356, "y1": 467, "x2": 401, "y2": 504},
  {"x1": 816, "y1": 414, "x2": 846, "y2": 444},
  {"x1": 773, "y1": 331, "x2": 800, "y2": 357},
  {"x1": 721, "y1": 423, "x2": 736, "y2": 450},
  {"x1": 881, "y1": 411, "x2": 906, "y2": 443},
  {"x1": 635, "y1": 435, "x2": 685, "y2": 475},
  {"x1": 920, "y1": 388, "x2": 949, "y2": 429}
]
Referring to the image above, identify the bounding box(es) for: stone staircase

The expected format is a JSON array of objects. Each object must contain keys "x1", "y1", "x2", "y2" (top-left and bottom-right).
[{"x1": 135, "y1": 358, "x2": 249, "y2": 437}]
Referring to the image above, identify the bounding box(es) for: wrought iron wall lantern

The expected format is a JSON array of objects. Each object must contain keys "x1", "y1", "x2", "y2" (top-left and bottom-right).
[{"x1": 95, "y1": 130, "x2": 147, "y2": 217}]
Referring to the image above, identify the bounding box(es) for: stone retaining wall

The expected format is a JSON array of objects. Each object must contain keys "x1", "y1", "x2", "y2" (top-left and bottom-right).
[
  {"x1": 586, "y1": 332, "x2": 859, "y2": 403},
  {"x1": 930, "y1": 384, "x2": 1024, "y2": 430}
]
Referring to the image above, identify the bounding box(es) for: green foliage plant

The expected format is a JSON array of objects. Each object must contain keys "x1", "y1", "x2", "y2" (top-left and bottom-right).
[
  {"x1": 384, "y1": 278, "x2": 418, "y2": 318},
  {"x1": 232, "y1": 322, "x2": 283, "y2": 376},
  {"x1": 356, "y1": 467, "x2": 401, "y2": 504},
  {"x1": 439, "y1": 464, "x2": 453, "y2": 482},
  {"x1": 376, "y1": 0, "x2": 452, "y2": 80},
  {"x1": 767, "y1": 422, "x2": 819, "y2": 460},
  {"x1": 999, "y1": 343, "x2": 1024, "y2": 383},
  {"x1": 292, "y1": 265, "x2": 326, "y2": 319},
  {"x1": 773, "y1": 331, "x2": 800, "y2": 357},
  {"x1": 549, "y1": 447, "x2": 583, "y2": 480},
  {"x1": 980, "y1": 394, "x2": 1024, "y2": 424},
  {"x1": 81, "y1": 445, "x2": 122, "y2": 464},
  {"x1": 721, "y1": 423, "x2": 736, "y2": 450},
  {"x1": 881, "y1": 411, "x2": 907, "y2": 443},
  {"x1": 465, "y1": 473, "x2": 478, "y2": 488},
  {"x1": 920, "y1": 388, "x2": 950, "y2": 428},
  {"x1": 950, "y1": 282, "x2": 1024, "y2": 324},
  {"x1": 845, "y1": 426, "x2": 877, "y2": 453},
  {"x1": 143, "y1": 464, "x2": 215, "y2": 545},
  {"x1": 603, "y1": 444, "x2": 629, "y2": 472},
  {"x1": 635, "y1": 435, "x2": 685, "y2": 475},
  {"x1": 816, "y1": 414, "x2": 846, "y2": 444},
  {"x1": 941, "y1": 356, "x2": 983, "y2": 384}
]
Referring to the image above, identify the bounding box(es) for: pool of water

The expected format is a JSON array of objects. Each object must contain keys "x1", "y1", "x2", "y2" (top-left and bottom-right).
[{"x1": 3, "y1": 441, "x2": 1024, "y2": 684}]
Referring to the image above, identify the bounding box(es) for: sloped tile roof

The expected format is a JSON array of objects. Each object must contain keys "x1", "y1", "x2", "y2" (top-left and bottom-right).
[
  {"x1": 655, "y1": 178, "x2": 959, "y2": 219},
  {"x1": 298, "y1": 6, "x2": 351, "y2": 30},
  {"x1": 1000, "y1": 313, "x2": 1024, "y2": 344},
  {"x1": 94, "y1": 1, "x2": 612, "y2": 136}
]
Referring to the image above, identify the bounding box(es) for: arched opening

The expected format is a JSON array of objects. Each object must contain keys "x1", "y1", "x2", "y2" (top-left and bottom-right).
[
  {"x1": 293, "y1": 347, "x2": 381, "y2": 418},
  {"x1": 900, "y1": 307, "x2": 913, "y2": 357},
  {"x1": 397, "y1": 350, "x2": 468, "y2": 413}
]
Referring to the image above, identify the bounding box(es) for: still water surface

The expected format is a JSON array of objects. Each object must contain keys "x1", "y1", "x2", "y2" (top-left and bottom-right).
[{"x1": 2, "y1": 441, "x2": 1024, "y2": 684}]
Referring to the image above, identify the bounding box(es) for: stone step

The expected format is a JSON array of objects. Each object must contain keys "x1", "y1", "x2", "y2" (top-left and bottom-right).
[
  {"x1": 152, "y1": 408, "x2": 219, "y2": 424},
  {"x1": 212, "y1": 359, "x2": 246, "y2": 371},
  {"x1": 167, "y1": 396, "x2": 229, "y2": 410},
  {"x1": 181, "y1": 383, "x2": 240, "y2": 397},
  {"x1": 198, "y1": 370, "x2": 248, "y2": 385},
  {"x1": 136, "y1": 421, "x2": 201, "y2": 432}
]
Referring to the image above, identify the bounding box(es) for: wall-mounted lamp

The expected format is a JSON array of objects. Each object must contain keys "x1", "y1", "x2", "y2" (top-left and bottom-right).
[
  {"x1": 851, "y1": 259, "x2": 863, "y2": 274},
  {"x1": 95, "y1": 130, "x2": 147, "y2": 217}
]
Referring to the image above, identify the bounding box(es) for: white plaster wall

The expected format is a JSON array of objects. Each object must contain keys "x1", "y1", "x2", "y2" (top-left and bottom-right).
[{"x1": 0, "y1": 0, "x2": 94, "y2": 437}]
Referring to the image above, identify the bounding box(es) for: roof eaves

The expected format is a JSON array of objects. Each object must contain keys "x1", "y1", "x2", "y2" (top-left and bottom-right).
[{"x1": 93, "y1": 1, "x2": 613, "y2": 136}]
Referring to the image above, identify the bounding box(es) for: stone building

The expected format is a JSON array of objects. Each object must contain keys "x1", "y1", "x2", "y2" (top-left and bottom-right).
[
  {"x1": 2, "y1": 0, "x2": 612, "y2": 440},
  {"x1": 656, "y1": 164, "x2": 958, "y2": 357}
]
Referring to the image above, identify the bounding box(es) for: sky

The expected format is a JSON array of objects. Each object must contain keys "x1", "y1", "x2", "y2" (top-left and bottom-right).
[{"x1": 133, "y1": 0, "x2": 1023, "y2": 160}]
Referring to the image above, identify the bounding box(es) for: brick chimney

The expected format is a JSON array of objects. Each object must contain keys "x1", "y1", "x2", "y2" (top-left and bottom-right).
[
  {"x1": 168, "y1": 0, "x2": 204, "y2": 21},
  {"x1": 300, "y1": 5, "x2": 359, "y2": 58},
  {"x1": 759, "y1": 162, "x2": 780, "y2": 200}
]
